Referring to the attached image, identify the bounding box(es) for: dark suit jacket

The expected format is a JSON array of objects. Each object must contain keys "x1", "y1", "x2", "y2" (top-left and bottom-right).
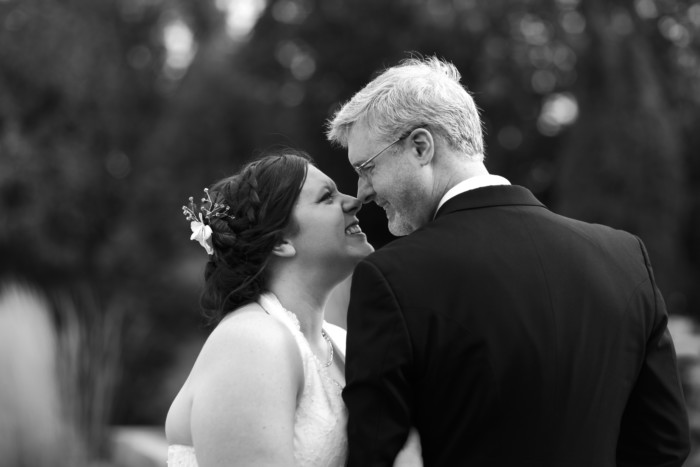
[{"x1": 344, "y1": 185, "x2": 689, "y2": 467}]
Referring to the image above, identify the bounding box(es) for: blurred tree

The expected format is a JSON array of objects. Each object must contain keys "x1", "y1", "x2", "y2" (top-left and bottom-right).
[
  {"x1": 553, "y1": 0, "x2": 699, "y2": 315},
  {"x1": 0, "y1": 0, "x2": 166, "y2": 293},
  {"x1": 0, "y1": 0, "x2": 184, "y2": 426}
]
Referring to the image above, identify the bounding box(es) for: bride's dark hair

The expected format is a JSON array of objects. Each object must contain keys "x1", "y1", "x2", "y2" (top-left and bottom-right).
[{"x1": 200, "y1": 150, "x2": 311, "y2": 324}]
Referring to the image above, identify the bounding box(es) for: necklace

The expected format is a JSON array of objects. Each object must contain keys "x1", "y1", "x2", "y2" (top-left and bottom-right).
[
  {"x1": 321, "y1": 329, "x2": 333, "y2": 368},
  {"x1": 278, "y1": 303, "x2": 333, "y2": 368}
]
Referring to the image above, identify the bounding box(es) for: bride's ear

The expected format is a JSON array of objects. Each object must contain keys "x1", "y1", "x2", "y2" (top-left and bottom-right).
[{"x1": 271, "y1": 240, "x2": 296, "y2": 258}]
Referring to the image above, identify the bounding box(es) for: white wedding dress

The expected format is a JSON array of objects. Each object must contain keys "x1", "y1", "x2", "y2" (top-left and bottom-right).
[{"x1": 167, "y1": 293, "x2": 348, "y2": 467}]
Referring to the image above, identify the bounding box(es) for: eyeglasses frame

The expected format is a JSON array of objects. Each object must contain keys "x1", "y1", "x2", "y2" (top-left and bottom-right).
[{"x1": 352, "y1": 127, "x2": 423, "y2": 179}]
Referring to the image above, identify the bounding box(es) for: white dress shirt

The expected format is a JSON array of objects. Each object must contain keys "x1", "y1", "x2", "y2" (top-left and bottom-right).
[{"x1": 434, "y1": 174, "x2": 511, "y2": 216}]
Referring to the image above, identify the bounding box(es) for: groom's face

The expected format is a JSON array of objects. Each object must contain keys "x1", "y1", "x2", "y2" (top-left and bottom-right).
[{"x1": 347, "y1": 122, "x2": 429, "y2": 236}]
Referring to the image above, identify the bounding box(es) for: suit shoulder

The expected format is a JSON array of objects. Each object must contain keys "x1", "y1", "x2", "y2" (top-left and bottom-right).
[
  {"x1": 362, "y1": 226, "x2": 442, "y2": 272},
  {"x1": 556, "y1": 213, "x2": 643, "y2": 249}
]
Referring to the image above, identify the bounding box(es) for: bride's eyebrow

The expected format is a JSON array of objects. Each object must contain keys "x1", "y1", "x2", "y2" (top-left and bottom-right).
[{"x1": 317, "y1": 181, "x2": 338, "y2": 194}]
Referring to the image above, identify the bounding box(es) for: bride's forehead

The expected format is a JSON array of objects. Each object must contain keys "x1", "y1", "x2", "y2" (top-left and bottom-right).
[{"x1": 301, "y1": 165, "x2": 331, "y2": 189}]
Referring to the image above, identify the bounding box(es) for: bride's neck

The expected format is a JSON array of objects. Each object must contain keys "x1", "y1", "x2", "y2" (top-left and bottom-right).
[{"x1": 267, "y1": 276, "x2": 332, "y2": 338}]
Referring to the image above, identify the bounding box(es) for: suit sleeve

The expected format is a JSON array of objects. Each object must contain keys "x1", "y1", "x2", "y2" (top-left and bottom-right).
[
  {"x1": 344, "y1": 259, "x2": 414, "y2": 467},
  {"x1": 616, "y1": 238, "x2": 690, "y2": 467}
]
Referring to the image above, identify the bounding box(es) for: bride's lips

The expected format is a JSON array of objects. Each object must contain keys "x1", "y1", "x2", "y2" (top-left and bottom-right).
[{"x1": 345, "y1": 220, "x2": 364, "y2": 236}]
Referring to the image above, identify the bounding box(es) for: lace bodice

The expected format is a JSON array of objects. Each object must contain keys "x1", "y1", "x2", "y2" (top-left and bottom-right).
[
  {"x1": 167, "y1": 444, "x2": 197, "y2": 467},
  {"x1": 167, "y1": 293, "x2": 348, "y2": 467}
]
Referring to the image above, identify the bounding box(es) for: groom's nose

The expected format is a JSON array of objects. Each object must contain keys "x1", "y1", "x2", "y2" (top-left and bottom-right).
[{"x1": 357, "y1": 177, "x2": 375, "y2": 204}]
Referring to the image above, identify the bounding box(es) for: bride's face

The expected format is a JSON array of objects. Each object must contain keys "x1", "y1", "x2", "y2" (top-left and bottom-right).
[{"x1": 287, "y1": 165, "x2": 374, "y2": 273}]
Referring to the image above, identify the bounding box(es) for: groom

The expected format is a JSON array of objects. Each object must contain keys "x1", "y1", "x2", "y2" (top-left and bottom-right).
[{"x1": 327, "y1": 56, "x2": 689, "y2": 466}]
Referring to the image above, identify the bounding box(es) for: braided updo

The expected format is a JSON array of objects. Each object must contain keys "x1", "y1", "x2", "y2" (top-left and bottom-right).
[{"x1": 200, "y1": 150, "x2": 311, "y2": 324}]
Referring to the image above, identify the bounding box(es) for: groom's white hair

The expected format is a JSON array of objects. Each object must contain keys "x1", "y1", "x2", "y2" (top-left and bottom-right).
[{"x1": 326, "y1": 56, "x2": 485, "y2": 161}]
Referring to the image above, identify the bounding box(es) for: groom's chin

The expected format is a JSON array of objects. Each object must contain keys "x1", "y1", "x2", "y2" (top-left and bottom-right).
[
  {"x1": 388, "y1": 213, "x2": 420, "y2": 236},
  {"x1": 388, "y1": 221, "x2": 413, "y2": 237}
]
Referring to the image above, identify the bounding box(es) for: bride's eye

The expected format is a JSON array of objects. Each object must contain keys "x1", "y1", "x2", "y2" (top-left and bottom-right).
[{"x1": 320, "y1": 190, "x2": 334, "y2": 202}]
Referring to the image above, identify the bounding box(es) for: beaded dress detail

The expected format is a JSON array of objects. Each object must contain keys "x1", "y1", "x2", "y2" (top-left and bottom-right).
[{"x1": 167, "y1": 292, "x2": 348, "y2": 467}]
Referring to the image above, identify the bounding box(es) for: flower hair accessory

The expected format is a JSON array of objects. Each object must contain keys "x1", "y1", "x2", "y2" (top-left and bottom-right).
[{"x1": 182, "y1": 188, "x2": 233, "y2": 255}]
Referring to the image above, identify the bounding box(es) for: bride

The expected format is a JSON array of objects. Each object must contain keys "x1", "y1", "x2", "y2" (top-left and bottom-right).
[{"x1": 165, "y1": 150, "x2": 421, "y2": 466}]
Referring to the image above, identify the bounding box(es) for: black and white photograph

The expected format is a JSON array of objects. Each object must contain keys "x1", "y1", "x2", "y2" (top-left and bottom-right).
[{"x1": 1, "y1": 0, "x2": 699, "y2": 466}]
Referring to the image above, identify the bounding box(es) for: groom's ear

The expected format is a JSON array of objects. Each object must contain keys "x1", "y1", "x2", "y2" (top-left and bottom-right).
[
  {"x1": 271, "y1": 239, "x2": 296, "y2": 258},
  {"x1": 409, "y1": 128, "x2": 434, "y2": 166}
]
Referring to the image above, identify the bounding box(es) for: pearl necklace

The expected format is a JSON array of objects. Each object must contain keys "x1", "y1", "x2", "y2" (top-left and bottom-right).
[{"x1": 320, "y1": 329, "x2": 333, "y2": 367}]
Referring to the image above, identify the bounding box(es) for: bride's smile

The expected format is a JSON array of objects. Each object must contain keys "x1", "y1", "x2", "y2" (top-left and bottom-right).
[{"x1": 287, "y1": 165, "x2": 374, "y2": 272}]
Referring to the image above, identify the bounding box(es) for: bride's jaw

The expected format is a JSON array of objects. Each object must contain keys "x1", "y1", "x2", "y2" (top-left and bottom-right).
[{"x1": 349, "y1": 228, "x2": 374, "y2": 256}]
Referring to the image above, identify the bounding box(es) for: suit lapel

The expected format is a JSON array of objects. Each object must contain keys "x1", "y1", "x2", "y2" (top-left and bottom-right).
[{"x1": 434, "y1": 185, "x2": 547, "y2": 220}]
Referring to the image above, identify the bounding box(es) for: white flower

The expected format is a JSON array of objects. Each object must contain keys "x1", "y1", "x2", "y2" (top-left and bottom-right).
[{"x1": 190, "y1": 214, "x2": 213, "y2": 255}]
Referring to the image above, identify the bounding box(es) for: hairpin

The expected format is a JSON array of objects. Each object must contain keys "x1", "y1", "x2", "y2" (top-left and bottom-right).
[{"x1": 182, "y1": 188, "x2": 234, "y2": 255}]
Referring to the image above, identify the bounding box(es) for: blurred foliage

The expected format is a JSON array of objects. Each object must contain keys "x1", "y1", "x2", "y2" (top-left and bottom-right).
[
  {"x1": 0, "y1": 283, "x2": 123, "y2": 466},
  {"x1": 1, "y1": 0, "x2": 699, "y2": 426}
]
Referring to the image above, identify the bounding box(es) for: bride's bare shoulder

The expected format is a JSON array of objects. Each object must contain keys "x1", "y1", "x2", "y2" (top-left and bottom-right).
[
  {"x1": 165, "y1": 303, "x2": 300, "y2": 446},
  {"x1": 212, "y1": 302, "x2": 279, "y2": 335},
  {"x1": 192, "y1": 302, "x2": 300, "y2": 376}
]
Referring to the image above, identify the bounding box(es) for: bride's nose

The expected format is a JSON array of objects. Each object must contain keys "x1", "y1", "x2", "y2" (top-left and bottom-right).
[{"x1": 342, "y1": 194, "x2": 362, "y2": 215}]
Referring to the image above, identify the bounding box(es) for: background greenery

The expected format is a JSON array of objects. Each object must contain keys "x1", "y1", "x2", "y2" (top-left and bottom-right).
[{"x1": 1, "y1": 0, "x2": 699, "y2": 445}]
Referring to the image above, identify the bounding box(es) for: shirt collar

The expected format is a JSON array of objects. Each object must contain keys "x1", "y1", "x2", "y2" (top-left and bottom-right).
[{"x1": 435, "y1": 174, "x2": 511, "y2": 215}]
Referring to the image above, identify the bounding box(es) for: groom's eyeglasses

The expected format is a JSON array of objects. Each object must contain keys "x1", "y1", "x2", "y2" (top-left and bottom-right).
[{"x1": 352, "y1": 127, "x2": 422, "y2": 179}]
